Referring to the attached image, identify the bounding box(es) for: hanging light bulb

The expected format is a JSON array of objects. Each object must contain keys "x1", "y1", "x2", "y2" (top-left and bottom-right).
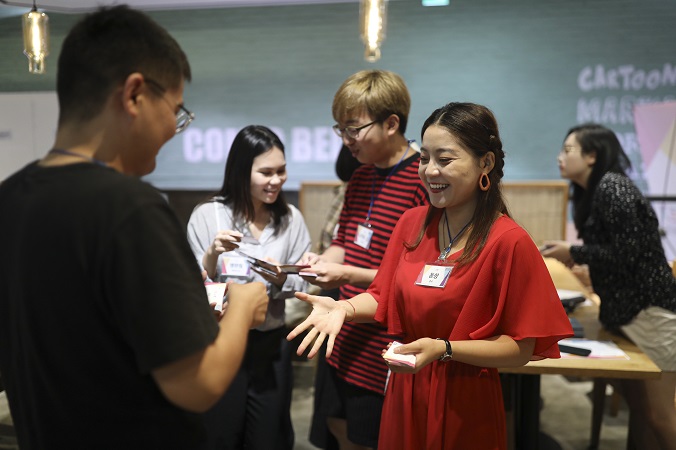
[
  {"x1": 22, "y1": 1, "x2": 50, "y2": 74},
  {"x1": 360, "y1": 0, "x2": 387, "y2": 62}
]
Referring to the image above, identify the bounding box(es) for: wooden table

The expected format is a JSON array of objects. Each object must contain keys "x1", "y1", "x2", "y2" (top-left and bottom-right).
[{"x1": 499, "y1": 298, "x2": 661, "y2": 450}]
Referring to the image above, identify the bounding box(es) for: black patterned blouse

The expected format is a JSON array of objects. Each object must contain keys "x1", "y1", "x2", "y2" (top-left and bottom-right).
[{"x1": 569, "y1": 172, "x2": 676, "y2": 331}]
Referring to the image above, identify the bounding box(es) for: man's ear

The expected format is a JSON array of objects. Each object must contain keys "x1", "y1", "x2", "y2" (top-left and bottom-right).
[
  {"x1": 384, "y1": 114, "x2": 400, "y2": 135},
  {"x1": 121, "y1": 72, "x2": 146, "y2": 117}
]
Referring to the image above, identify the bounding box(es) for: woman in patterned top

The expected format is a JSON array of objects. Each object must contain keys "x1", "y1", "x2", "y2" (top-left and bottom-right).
[{"x1": 542, "y1": 123, "x2": 676, "y2": 450}]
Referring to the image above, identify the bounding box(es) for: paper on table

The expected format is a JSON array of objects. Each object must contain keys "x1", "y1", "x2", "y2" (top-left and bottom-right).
[
  {"x1": 558, "y1": 338, "x2": 629, "y2": 359},
  {"x1": 556, "y1": 289, "x2": 589, "y2": 313},
  {"x1": 383, "y1": 341, "x2": 416, "y2": 368},
  {"x1": 205, "y1": 282, "x2": 227, "y2": 312},
  {"x1": 556, "y1": 289, "x2": 586, "y2": 300}
]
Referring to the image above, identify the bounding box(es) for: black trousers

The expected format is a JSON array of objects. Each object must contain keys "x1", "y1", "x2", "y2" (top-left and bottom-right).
[{"x1": 200, "y1": 327, "x2": 294, "y2": 450}]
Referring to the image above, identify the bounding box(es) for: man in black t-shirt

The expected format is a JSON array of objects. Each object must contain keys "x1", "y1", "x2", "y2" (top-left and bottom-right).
[{"x1": 0, "y1": 6, "x2": 268, "y2": 449}]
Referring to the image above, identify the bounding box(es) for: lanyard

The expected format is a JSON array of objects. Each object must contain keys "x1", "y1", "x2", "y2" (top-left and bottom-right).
[
  {"x1": 365, "y1": 140, "x2": 414, "y2": 222},
  {"x1": 438, "y1": 209, "x2": 471, "y2": 261},
  {"x1": 49, "y1": 148, "x2": 108, "y2": 167}
]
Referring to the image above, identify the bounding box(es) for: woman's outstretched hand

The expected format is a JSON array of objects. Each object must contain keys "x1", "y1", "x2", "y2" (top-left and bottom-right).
[{"x1": 286, "y1": 291, "x2": 348, "y2": 359}]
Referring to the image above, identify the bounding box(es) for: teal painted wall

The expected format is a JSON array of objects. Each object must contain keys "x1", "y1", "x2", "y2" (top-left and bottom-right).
[{"x1": 1, "y1": 0, "x2": 675, "y2": 191}]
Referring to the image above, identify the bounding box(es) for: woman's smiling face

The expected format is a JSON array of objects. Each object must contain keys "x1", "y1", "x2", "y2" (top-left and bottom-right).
[
  {"x1": 250, "y1": 146, "x2": 287, "y2": 207},
  {"x1": 419, "y1": 124, "x2": 484, "y2": 212}
]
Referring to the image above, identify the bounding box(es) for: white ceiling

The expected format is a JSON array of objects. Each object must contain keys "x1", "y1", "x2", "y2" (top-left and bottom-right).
[{"x1": 0, "y1": 0, "x2": 356, "y2": 13}]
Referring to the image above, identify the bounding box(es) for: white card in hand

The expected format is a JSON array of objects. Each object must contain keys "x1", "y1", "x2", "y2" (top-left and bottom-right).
[
  {"x1": 205, "y1": 283, "x2": 227, "y2": 312},
  {"x1": 383, "y1": 341, "x2": 416, "y2": 368}
]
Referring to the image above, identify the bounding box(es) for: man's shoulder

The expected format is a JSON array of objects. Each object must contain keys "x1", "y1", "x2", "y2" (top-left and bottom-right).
[
  {"x1": 0, "y1": 161, "x2": 38, "y2": 193},
  {"x1": 0, "y1": 163, "x2": 155, "y2": 200},
  {"x1": 85, "y1": 168, "x2": 166, "y2": 206},
  {"x1": 350, "y1": 160, "x2": 422, "y2": 183},
  {"x1": 51, "y1": 166, "x2": 169, "y2": 215},
  {"x1": 352, "y1": 163, "x2": 375, "y2": 177}
]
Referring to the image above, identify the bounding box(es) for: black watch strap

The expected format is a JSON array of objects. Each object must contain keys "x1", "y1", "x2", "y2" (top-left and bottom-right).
[{"x1": 436, "y1": 338, "x2": 453, "y2": 362}]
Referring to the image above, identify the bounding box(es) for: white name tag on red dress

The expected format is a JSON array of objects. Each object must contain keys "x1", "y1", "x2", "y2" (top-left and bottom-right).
[{"x1": 415, "y1": 264, "x2": 453, "y2": 288}]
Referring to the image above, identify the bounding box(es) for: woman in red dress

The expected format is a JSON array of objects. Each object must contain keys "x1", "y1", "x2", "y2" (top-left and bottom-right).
[{"x1": 288, "y1": 102, "x2": 573, "y2": 449}]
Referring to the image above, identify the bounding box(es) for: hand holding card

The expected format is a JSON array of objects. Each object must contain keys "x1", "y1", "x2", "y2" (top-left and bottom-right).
[
  {"x1": 205, "y1": 282, "x2": 227, "y2": 312},
  {"x1": 238, "y1": 236, "x2": 260, "y2": 245},
  {"x1": 383, "y1": 341, "x2": 416, "y2": 368},
  {"x1": 277, "y1": 264, "x2": 311, "y2": 274},
  {"x1": 235, "y1": 249, "x2": 309, "y2": 275}
]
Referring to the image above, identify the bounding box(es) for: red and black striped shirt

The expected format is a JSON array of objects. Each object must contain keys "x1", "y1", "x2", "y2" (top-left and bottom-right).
[{"x1": 328, "y1": 152, "x2": 428, "y2": 394}]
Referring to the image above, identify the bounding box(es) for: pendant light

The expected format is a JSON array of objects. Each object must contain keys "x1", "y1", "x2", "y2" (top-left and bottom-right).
[
  {"x1": 360, "y1": 0, "x2": 387, "y2": 62},
  {"x1": 22, "y1": 1, "x2": 50, "y2": 74}
]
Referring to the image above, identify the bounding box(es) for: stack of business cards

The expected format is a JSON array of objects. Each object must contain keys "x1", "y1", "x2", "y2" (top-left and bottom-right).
[{"x1": 382, "y1": 341, "x2": 416, "y2": 368}]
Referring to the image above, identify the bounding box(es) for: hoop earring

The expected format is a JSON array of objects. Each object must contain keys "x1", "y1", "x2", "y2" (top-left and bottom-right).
[{"x1": 479, "y1": 173, "x2": 490, "y2": 191}]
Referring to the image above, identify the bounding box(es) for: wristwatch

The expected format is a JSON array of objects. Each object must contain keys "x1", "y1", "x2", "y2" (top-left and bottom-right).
[{"x1": 436, "y1": 338, "x2": 453, "y2": 362}]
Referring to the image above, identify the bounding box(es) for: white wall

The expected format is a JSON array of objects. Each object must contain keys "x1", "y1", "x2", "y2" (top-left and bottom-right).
[{"x1": 0, "y1": 92, "x2": 58, "y2": 181}]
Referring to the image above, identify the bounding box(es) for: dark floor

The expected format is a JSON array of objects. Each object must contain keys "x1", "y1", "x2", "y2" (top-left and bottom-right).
[{"x1": 0, "y1": 364, "x2": 629, "y2": 450}]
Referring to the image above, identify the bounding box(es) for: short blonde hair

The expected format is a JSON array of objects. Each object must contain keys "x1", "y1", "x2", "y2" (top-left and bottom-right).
[{"x1": 332, "y1": 70, "x2": 411, "y2": 134}]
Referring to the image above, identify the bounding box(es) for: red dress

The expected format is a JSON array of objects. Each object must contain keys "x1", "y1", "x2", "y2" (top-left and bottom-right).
[{"x1": 372, "y1": 207, "x2": 573, "y2": 450}]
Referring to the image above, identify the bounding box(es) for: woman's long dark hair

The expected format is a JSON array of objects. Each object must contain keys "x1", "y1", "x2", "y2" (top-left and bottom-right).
[
  {"x1": 214, "y1": 125, "x2": 290, "y2": 234},
  {"x1": 407, "y1": 102, "x2": 509, "y2": 266},
  {"x1": 565, "y1": 124, "x2": 632, "y2": 235}
]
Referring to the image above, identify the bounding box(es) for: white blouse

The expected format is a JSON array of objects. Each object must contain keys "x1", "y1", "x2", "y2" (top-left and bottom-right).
[{"x1": 187, "y1": 198, "x2": 312, "y2": 331}]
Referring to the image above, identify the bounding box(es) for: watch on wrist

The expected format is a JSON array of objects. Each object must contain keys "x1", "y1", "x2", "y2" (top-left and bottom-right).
[{"x1": 436, "y1": 338, "x2": 453, "y2": 362}]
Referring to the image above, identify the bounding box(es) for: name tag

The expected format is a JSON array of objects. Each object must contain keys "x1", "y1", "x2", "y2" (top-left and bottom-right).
[
  {"x1": 415, "y1": 264, "x2": 453, "y2": 288},
  {"x1": 221, "y1": 256, "x2": 251, "y2": 277},
  {"x1": 205, "y1": 283, "x2": 227, "y2": 312},
  {"x1": 354, "y1": 223, "x2": 374, "y2": 249}
]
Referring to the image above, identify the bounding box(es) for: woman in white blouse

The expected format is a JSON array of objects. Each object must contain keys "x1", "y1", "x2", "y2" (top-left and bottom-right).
[{"x1": 187, "y1": 125, "x2": 311, "y2": 450}]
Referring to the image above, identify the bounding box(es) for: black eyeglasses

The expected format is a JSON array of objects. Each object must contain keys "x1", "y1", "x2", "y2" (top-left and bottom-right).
[
  {"x1": 332, "y1": 120, "x2": 378, "y2": 140},
  {"x1": 144, "y1": 77, "x2": 195, "y2": 134}
]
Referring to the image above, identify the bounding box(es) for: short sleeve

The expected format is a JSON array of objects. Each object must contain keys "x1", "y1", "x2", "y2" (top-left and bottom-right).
[{"x1": 468, "y1": 230, "x2": 574, "y2": 359}]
